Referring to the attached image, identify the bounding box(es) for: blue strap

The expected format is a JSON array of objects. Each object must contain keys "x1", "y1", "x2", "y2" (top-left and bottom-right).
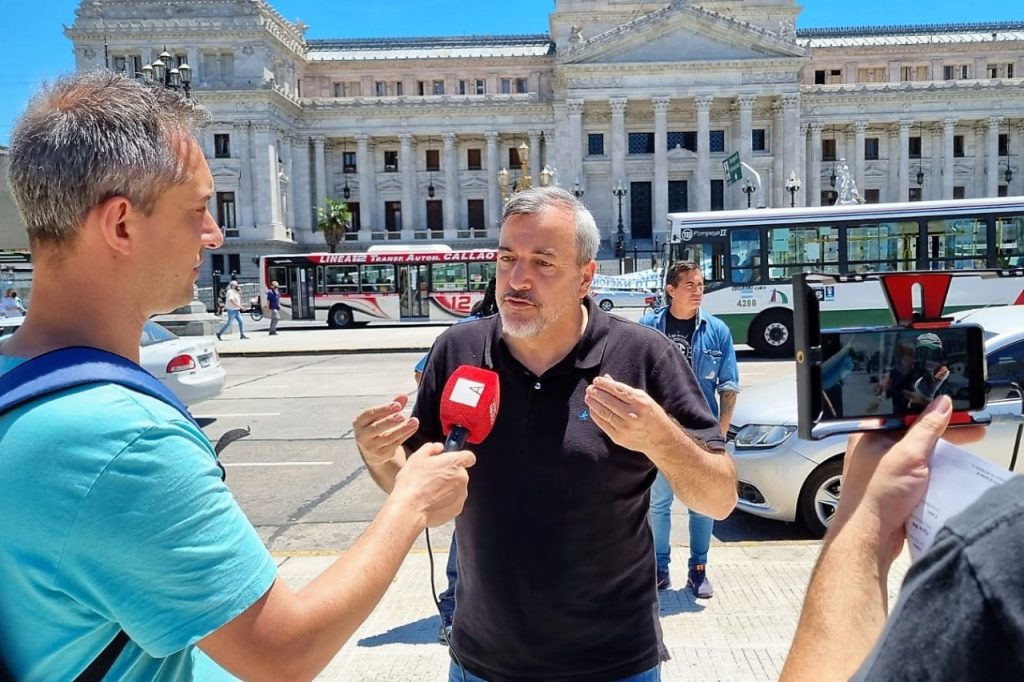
[{"x1": 0, "y1": 346, "x2": 198, "y2": 428}]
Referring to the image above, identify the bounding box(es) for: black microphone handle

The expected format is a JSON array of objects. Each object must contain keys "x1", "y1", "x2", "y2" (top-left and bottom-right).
[{"x1": 443, "y1": 425, "x2": 469, "y2": 452}]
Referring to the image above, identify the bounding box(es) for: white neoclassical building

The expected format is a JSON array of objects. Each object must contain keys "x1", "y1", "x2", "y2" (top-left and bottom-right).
[{"x1": 62, "y1": 0, "x2": 1024, "y2": 282}]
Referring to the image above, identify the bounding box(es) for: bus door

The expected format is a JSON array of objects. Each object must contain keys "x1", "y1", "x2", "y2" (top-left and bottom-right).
[
  {"x1": 399, "y1": 264, "x2": 430, "y2": 318},
  {"x1": 287, "y1": 265, "x2": 316, "y2": 320},
  {"x1": 675, "y1": 227, "x2": 728, "y2": 290}
]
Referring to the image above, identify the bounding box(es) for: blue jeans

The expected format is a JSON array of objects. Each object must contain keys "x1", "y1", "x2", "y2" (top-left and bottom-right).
[
  {"x1": 438, "y1": 535, "x2": 457, "y2": 625},
  {"x1": 649, "y1": 471, "x2": 713, "y2": 573},
  {"x1": 218, "y1": 309, "x2": 245, "y2": 337},
  {"x1": 448, "y1": 663, "x2": 660, "y2": 682}
]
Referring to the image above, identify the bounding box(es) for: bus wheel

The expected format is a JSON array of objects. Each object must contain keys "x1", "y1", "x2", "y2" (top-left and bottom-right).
[
  {"x1": 327, "y1": 305, "x2": 354, "y2": 329},
  {"x1": 749, "y1": 309, "x2": 794, "y2": 358}
]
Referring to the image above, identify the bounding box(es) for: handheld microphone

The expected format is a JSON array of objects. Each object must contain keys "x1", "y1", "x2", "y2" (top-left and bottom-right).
[{"x1": 439, "y1": 365, "x2": 501, "y2": 451}]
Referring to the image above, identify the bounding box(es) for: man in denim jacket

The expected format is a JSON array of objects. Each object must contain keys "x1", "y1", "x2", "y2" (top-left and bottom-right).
[{"x1": 640, "y1": 261, "x2": 739, "y2": 598}]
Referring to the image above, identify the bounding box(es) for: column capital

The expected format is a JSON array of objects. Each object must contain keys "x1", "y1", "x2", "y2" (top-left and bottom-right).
[
  {"x1": 988, "y1": 115, "x2": 1005, "y2": 128},
  {"x1": 484, "y1": 131, "x2": 500, "y2": 143},
  {"x1": 736, "y1": 93, "x2": 756, "y2": 110},
  {"x1": 609, "y1": 97, "x2": 628, "y2": 115},
  {"x1": 354, "y1": 133, "x2": 370, "y2": 145},
  {"x1": 652, "y1": 96, "x2": 671, "y2": 114},
  {"x1": 694, "y1": 94, "x2": 713, "y2": 112},
  {"x1": 528, "y1": 129, "x2": 542, "y2": 140},
  {"x1": 781, "y1": 93, "x2": 800, "y2": 109},
  {"x1": 567, "y1": 99, "x2": 585, "y2": 116},
  {"x1": 899, "y1": 120, "x2": 914, "y2": 132},
  {"x1": 944, "y1": 117, "x2": 959, "y2": 130},
  {"x1": 397, "y1": 133, "x2": 414, "y2": 145},
  {"x1": 310, "y1": 134, "x2": 325, "y2": 145},
  {"x1": 799, "y1": 122, "x2": 810, "y2": 135},
  {"x1": 853, "y1": 120, "x2": 869, "y2": 134},
  {"x1": 441, "y1": 131, "x2": 457, "y2": 145},
  {"x1": 542, "y1": 129, "x2": 555, "y2": 141},
  {"x1": 809, "y1": 121, "x2": 824, "y2": 133}
]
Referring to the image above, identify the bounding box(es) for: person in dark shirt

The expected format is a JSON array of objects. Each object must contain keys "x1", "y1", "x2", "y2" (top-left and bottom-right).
[
  {"x1": 354, "y1": 186, "x2": 736, "y2": 681},
  {"x1": 780, "y1": 396, "x2": 1006, "y2": 681},
  {"x1": 265, "y1": 280, "x2": 281, "y2": 335}
]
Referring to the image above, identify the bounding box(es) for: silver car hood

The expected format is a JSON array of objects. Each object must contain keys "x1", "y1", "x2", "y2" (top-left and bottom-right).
[{"x1": 730, "y1": 378, "x2": 800, "y2": 428}]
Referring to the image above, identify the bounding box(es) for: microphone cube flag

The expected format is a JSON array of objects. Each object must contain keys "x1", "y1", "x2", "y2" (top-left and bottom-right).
[{"x1": 439, "y1": 365, "x2": 501, "y2": 445}]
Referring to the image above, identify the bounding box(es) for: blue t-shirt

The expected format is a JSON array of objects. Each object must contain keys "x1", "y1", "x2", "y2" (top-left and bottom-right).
[
  {"x1": 266, "y1": 289, "x2": 280, "y2": 311},
  {"x1": 0, "y1": 355, "x2": 277, "y2": 681}
]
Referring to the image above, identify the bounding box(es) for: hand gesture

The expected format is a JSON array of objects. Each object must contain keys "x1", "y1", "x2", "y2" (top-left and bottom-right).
[
  {"x1": 391, "y1": 443, "x2": 476, "y2": 528},
  {"x1": 584, "y1": 374, "x2": 668, "y2": 453},
  {"x1": 353, "y1": 394, "x2": 419, "y2": 466}
]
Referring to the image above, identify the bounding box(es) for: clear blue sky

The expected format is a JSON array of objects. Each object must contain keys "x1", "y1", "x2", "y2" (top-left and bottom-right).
[{"x1": 0, "y1": 1, "x2": 1019, "y2": 145}]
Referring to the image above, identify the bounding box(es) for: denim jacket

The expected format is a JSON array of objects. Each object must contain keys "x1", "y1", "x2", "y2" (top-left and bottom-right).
[{"x1": 638, "y1": 306, "x2": 740, "y2": 419}]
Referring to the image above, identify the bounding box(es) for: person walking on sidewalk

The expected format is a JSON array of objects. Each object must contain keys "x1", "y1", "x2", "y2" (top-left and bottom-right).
[
  {"x1": 640, "y1": 262, "x2": 739, "y2": 599},
  {"x1": 266, "y1": 280, "x2": 281, "y2": 335},
  {"x1": 217, "y1": 280, "x2": 248, "y2": 340},
  {"x1": 355, "y1": 187, "x2": 736, "y2": 682},
  {"x1": 1, "y1": 289, "x2": 27, "y2": 317},
  {"x1": 0, "y1": 70, "x2": 476, "y2": 682}
]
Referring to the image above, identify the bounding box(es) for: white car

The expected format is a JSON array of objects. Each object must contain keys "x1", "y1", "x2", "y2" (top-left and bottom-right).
[
  {"x1": 1, "y1": 317, "x2": 225, "y2": 407},
  {"x1": 730, "y1": 305, "x2": 1024, "y2": 537},
  {"x1": 590, "y1": 289, "x2": 657, "y2": 311}
]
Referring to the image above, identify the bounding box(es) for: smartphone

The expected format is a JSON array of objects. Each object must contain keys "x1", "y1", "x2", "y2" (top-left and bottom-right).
[{"x1": 817, "y1": 324, "x2": 987, "y2": 421}]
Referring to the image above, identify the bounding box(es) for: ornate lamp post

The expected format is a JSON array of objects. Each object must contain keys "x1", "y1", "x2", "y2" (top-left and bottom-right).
[
  {"x1": 785, "y1": 171, "x2": 801, "y2": 208},
  {"x1": 1005, "y1": 130, "x2": 1014, "y2": 184},
  {"x1": 741, "y1": 180, "x2": 756, "y2": 208},
  {"x1": 612, "y1": 179, "x2": 627, "y2": 272},
  {"x1": 141, "y1": 49, "x2": 191, "y2": 96},
  {"x1": 498, "y1": 140, "x2": 533, "y2": 202},
  {"x1": 571, "y1": 178, "x2": 584, "y2": 201},
  {"x1": 916, "y1": 122, "x2": 925, "y2": 187}
]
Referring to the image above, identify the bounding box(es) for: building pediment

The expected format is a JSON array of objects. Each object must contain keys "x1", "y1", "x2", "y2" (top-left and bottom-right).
[
  {"x1": 667, "y1": 145, "x2": 697, "y2": 161},
  {"x1": 560, "y1": 2, "x2": 806, "y2": 66}
]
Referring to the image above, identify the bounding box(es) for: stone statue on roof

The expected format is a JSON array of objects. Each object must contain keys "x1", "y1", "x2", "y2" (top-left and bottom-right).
[
  {"x1": 568, "y1": 24, "x2": 584, "y2": 47},
  {"x1": 834, "y1": 159, "x2": 866, "y2": 205}
]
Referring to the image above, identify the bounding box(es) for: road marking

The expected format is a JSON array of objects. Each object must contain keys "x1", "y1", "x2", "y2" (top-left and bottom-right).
[
  {"x1": 224, "y1": 461, "x2": 334, "y2": 467},
  {"x1": 194, "y1": 412, "x2": 281, "y2": 418}
]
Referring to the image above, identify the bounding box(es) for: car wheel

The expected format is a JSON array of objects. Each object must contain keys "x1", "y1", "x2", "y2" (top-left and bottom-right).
[
  {"x1": 327, "y1": 305, "x2": 354, "y2": 329},
  {"x1": 749, "y1": 309, "x2": 794, "y2": 358},
  {"x1": 797, "y1": 458, "x2": 844, "y2": 537},
  {"x1": 599, "y1": 299, "x2": 614, "y2": 311}
]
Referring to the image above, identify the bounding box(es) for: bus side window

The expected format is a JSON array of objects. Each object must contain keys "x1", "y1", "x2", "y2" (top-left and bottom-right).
[{"x1": 730, "y1": 229, "x2": 762, "y2": 285}]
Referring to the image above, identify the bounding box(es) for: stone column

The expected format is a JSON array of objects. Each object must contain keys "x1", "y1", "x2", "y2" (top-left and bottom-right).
[
  {"x1": 567, "y1": 100, "x2": 585, "y2": 193},
  {"x1": 289, "y1": 135, "x2": 312, "y2": 238},
  {"x1": 282, "y1": 134, "x2": 296, "y2": 234},
  {"x1": 943, "y1": 118, "x2": 957, "y2": 199},
  {"x1": 653, "y1": 97, "x2": 670, "y2": 224},
  {"x1": 886, "y1": 127, "x2": 899, "y2": 203},
  {"x1": 235, "y1": 123, "x2": 255, "y2": 230},
  {"x1": 442, "y1": 132, "x2": 459, "y2": 239},
  {"x1": 485, "y1": 131, "x2": 501, "y2": 229},
  {"x1": 853, "y1": 120, "x2": 868, "y2": 194},
  {"x1": 610, "y1": 97, "x2": 628, "y2": 223},
  {"x1": 399, "y1": 133, "x2": 416, "y2": 237},
  {"x1": 797, "y1": 122, "x2": 808, "y2": 207},
  {"x1": 253, "y1": 125, "x2": 275, "y2": 232},
  {"x1": 897, "y1": 120, "x2": 912, "y2": 202},
  {"x1": 987, "y1": 116, "x2": 1003, "y2": 197},
  {"x1": 783, "y1": 94, "x2": 801, "y2": 201},
  {"x1": 1012, "y1": 121, "x2": 1024, "y2": 196},
  {"x1": 695, "y1": 95, "x2": 713, "y2": 212},
  {"x1": 528, "y1": 130, "x2": 542, "y2": 187},
  {"x1": 737, "y1": 94, "x2": 755, "y2": 162},
  {"x1": 929, "y1": 123, "x2": 943, "y2": 201},
  {"x1": 809, "y1": 122, "x2": 822, "y2": 207},
  {"x1": 355, "y1": 134, "x2": 375, "y2": 235},
  {"x1": 312, "y1": 135, "x2": 327, "y2": 218},
  {"x1": 771, "y1": 103, "x2": 784, "y2": 207}
]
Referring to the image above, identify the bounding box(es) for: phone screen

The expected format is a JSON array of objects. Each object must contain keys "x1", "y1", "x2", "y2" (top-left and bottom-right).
[{"x1": 818, "y1": 325, "x2": 986, "y2": 420}]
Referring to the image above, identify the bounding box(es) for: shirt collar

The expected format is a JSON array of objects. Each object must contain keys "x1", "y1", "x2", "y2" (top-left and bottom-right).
[{"x1": 485, "y1": 296, "x2": 608, "y2": 374}]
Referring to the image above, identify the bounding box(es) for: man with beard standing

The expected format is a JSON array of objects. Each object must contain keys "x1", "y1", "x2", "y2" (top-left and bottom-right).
[{"x1": 354, "y1": 186, "x2": 737, "y2": 681}]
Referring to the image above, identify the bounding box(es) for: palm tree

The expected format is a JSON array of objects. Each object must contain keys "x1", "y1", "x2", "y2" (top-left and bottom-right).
[{"x1": 316, "y1": 198, "x2": 352, "y2": 253}]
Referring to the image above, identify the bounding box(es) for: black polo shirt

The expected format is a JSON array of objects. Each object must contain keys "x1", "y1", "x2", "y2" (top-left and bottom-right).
[{"x1": 411, "y1": 296, "x2": 725, "y2": 682}]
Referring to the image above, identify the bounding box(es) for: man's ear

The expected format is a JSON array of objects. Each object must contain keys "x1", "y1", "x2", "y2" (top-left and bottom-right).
[
  {"x1": 94, "y1": 196, "x2": 135, "y2": 257},
  {"x1": 578, "y1": 260, "x2": 597, "y2": 298}
]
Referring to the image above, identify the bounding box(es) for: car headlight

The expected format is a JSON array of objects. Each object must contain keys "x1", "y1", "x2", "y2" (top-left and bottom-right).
[{"x1": 733, "y1": 424, "x2": 796, "y2": 449}]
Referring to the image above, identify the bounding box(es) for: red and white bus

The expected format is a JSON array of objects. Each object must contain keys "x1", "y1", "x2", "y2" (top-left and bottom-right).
[{"x1": 259, "y1": 245, "x2": 497, "y2": 328}]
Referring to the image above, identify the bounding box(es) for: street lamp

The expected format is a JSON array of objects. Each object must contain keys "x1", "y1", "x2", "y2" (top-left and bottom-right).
[
  {"x1": 741, "y1": 180, "x2": 756, "y2": 208},
  {"x1": 785, "y1": 171, "x2": 801, "y2": 208},
  {"x1": 612, "y1": 179, "x2": 627, "y2": 270},
  {"x1": 571, "y1": 178, "x2": 584, "y2": 200},
  {"x1": 497, "y1": 139, "x2": 534, "y2": 201},
  {"x1": 829, "y1": 125, "x2": 837, "y2": 189},
  {"x1": 141, "y1": 48, "x2": 191, "y2": 97},
  {"x1": 342, "y1": 140, "x2": 351, "y2": 199},
  {"x1": 916, "y1": 122, "x2": 925, "y2": 187},
  {"x1": 1005, "y1": 131, "x2": 1014, "y2": 184},
  {"x1": 426, "y1": 137, "x2": 436, "y2": 199}
]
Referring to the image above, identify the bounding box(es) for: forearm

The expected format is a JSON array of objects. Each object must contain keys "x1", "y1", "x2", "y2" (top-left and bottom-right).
[
  {"x1": 360, "y1": 445, "x2": 406, "y2": 493},
  {"x1": 781, "y1": 514, "x2": 891, "y2": 682},
  {"x1": 718, "y1": 390, "x2": 737, "y2": 434},
  {"x1": 647, "y1": 420, "x2": 737, "y2": 520}
]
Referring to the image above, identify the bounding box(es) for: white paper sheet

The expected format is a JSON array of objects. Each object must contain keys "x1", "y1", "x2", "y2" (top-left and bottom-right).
[{"x1": 905, "y1": 440, "x2": 1013, "y2": 562}]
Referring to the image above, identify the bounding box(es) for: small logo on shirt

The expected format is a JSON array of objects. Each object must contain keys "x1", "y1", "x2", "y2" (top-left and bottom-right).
[{"x1": 578, "y1": 409, "x2": 590, "y2": 421}]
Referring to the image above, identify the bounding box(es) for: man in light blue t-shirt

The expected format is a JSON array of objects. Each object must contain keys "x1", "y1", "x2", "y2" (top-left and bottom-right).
[{"x1": 0, "y1": 71, "x2": 475, "y2": 681}]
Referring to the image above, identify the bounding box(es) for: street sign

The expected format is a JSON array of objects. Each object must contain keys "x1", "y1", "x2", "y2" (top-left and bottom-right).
[{"x1": 724, "y1": 152, "x2": 743, "y2": 185}]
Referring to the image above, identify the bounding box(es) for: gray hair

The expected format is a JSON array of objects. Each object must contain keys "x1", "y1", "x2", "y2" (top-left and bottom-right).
[
  {"x1": 500, "y1": 186, "x2": 600, "y2": 266},
  {"x1": 8, "y1": 70, "x2": 211, "y2": 246}
]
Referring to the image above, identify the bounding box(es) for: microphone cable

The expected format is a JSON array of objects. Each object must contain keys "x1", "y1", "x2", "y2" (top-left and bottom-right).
[{"x1": 425, "y1": 527, "x2": 468, "y2": 682}]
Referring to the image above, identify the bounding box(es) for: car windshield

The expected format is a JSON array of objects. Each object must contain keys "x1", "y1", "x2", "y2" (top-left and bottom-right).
[{"x1": 141, "y1": 321, "x2": 177, "y2": 347}]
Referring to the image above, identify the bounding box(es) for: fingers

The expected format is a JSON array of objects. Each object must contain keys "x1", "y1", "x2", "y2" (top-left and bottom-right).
[
  {"x1": 900, "y1": 396, "x2": 952, "y2": 457},
  {"x1": 353, "y1": 394, "x2": 410, "y2": 430}
]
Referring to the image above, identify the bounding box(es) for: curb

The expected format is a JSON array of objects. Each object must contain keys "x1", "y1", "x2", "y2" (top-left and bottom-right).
[{"x1": 216, "y1": 345, "x2": 433, "y2": 358}]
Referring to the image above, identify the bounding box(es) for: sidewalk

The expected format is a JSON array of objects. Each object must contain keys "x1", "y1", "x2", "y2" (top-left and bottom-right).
[
  {"x1": 275, "y1": 544, "x2": 910, "y2": 682},
  {"x1": 212, "y1": 321, "x2": 455, "y2": 357}
]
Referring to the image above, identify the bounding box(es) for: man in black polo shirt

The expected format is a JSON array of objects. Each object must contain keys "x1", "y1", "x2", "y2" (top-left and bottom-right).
[{"x1": 354, "y1": 186, "x2": 737, "y2": 682}]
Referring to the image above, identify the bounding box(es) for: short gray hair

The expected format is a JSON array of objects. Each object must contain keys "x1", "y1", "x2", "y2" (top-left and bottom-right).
[
  {"x1": 500, "y1": 186, "x2": 600, "y2": 266},
  {"x1": 8, "y1": 70, "x2": 211, "y2": 246}
]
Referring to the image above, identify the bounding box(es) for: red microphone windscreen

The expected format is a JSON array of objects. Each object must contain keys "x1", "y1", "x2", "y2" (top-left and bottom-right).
[{"x1": 439, "y1": 365, "x2": 501, "y2": 445}]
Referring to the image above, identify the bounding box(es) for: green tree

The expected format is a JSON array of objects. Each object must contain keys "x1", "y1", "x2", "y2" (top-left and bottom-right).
[{"x1": 316, "y1": 198, "x2": 352, "y2": 253}]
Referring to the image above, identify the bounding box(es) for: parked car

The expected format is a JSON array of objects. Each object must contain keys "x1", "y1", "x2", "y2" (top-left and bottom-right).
[
  {"x1": 1, "y1": 317, "x2": 225, "y2": 407},
  {"x1": 730, "y1": 305, "x2": 1024, "y2": 537},
  {"x1": 590, "y1": 288, "x2": 657, "y2": 311}
]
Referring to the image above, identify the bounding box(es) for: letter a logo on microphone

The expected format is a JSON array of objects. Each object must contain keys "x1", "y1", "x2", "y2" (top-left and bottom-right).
[{"x1": 450, "y1": 377, "x2": 485, "y2": 408}]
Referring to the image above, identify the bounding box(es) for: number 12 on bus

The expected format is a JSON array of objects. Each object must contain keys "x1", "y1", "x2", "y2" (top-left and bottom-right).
[
  {"x1": 665, "y1": 196, "x2": 1024, "y2": 358},
  {"x1": 260, "y1": 246, "x2": 496, "y2": 329}
]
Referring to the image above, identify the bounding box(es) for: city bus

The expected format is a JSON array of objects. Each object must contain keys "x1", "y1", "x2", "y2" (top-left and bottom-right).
[
  {"x1": 259, "y1": 245, "x2": 497, "y2": 328},
  {"x1": 665, "y1": 196, "x2": 1024, "y2": 357}
]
